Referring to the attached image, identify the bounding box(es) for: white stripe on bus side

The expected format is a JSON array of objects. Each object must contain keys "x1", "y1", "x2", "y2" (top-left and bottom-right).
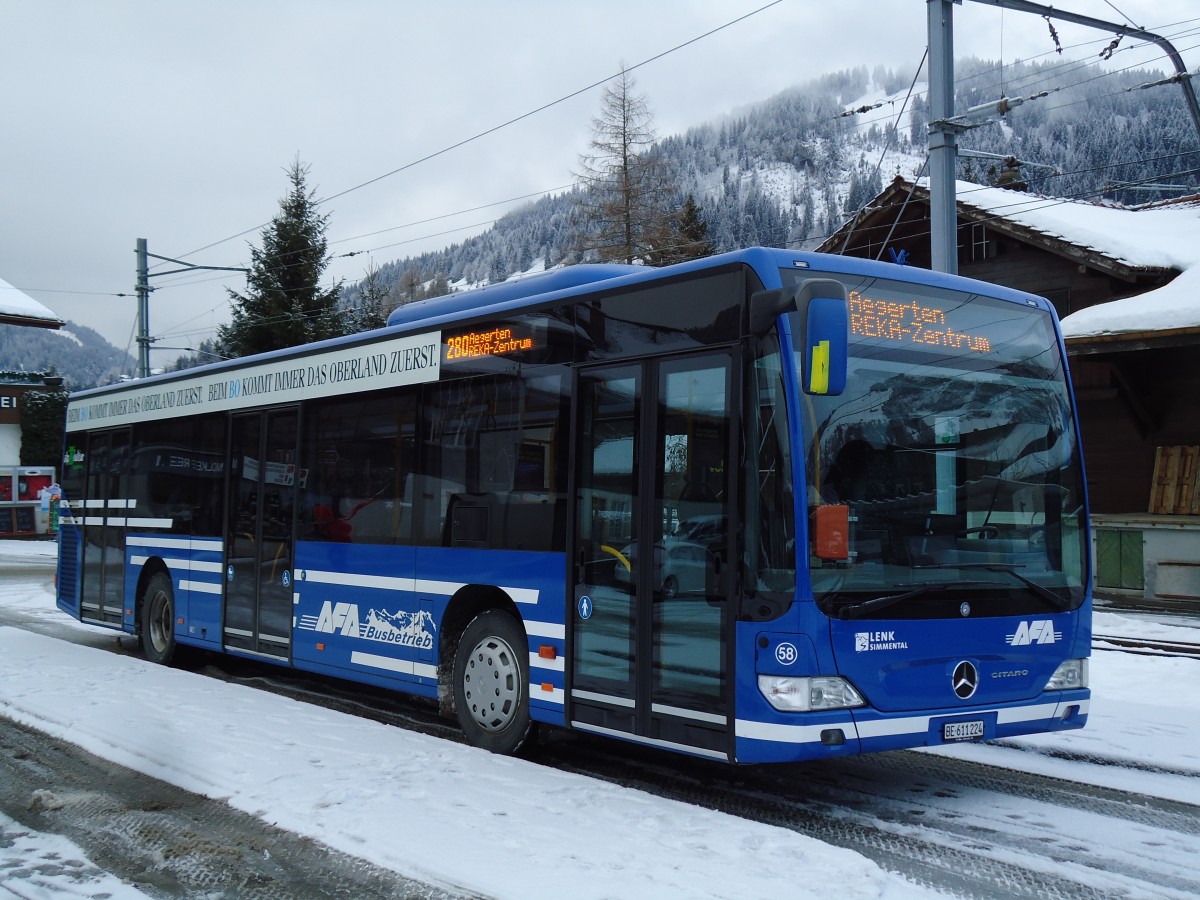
[
  {"x1": 571, "y1": 688, "x2": 634, "y2": 708},
  {"x1": 529, "y1": 652, "x2": 564, "y2": 673},
  {"x1": 126, "y1": 536, "x2": 223, "y2": 552},
  {"x1": 302, "y1": 569, "x2": 539, "y2": 605},
  {"x1": 180, "y1": 580, "x2": 222, "y2": 595},
  {"x1": 652, "y1": 703, "x2": 726, "y2": 726},
  {"x1": 130, "y1": 555, "x2": 222, "y2": 574},
  {"x1": 531, "y1": 683, "x2": 564, "y2": 704},
  {"x1": 350, "y1": 650, "x2": 437, "y2": 680},
  {"x1": 524, "y1": 620, "x2": 565, "y2": 639}
]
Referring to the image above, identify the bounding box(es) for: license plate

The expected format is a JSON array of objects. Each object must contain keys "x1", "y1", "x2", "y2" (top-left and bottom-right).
[{"x1": 943, "y1": 720, "x2": 985, "y2": 742}]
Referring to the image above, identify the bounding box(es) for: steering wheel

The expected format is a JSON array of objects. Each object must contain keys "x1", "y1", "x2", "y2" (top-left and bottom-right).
[{"x1": 963, "y1": 525, "x2": 1000, "y2": 539}]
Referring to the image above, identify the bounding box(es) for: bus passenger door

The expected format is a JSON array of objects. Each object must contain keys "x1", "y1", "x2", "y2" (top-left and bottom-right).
[
  {"x1": 225, "y1": 408, "x2": 299, "y2": 661},
  {"x1": 572, "y1": 353, "x2": 733, "y2": 759},
  {"x1": 79, "y1": 428, "x2": 130, "y2": 627}
]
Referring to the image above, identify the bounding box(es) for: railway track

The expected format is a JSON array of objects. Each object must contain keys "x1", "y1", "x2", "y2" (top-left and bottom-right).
[{"x1": 1093, "y1": 633, "x2": 1200, "y2": 659}]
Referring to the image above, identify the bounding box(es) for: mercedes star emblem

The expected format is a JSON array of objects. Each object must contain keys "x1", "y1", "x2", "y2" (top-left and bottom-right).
[{"x1": 952, "y1": 660, "x2": 979, "y2": 699}]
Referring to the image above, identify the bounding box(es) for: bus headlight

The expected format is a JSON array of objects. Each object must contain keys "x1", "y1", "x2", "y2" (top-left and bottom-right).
[
  {"x1": 758, "y1": 675, "x2": 865, "y2": 712},
  {"x1": 1045, "y1": 658, "x2": 1089, "y2": 691}
]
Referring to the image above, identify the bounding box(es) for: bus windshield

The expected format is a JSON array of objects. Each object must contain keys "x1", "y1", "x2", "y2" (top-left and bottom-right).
[{"x1": 786, "y1": 270, "x2": 1088, "y2": 620}]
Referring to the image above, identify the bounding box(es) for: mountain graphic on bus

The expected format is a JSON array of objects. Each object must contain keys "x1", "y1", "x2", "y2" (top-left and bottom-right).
[{"x1": 361, "y1": 607, "x2": 435, "y2": 650}]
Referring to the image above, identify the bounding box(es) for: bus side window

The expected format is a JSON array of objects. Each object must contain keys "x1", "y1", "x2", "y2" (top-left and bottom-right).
[
  {"x1": 301, "y1": 390, "x2": 416, "y2": 545},
  {"x1": 417, "y1": 371, "x2": 568, "y2": 552}
]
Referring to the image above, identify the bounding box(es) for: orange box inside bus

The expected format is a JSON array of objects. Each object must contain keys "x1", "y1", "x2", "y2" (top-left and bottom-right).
[{"x1": 812, "y1": 504, "x2": 850, "y2": 560}]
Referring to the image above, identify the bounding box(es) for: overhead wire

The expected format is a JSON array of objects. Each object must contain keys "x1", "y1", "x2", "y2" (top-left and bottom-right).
[
  {"x1": 156, "y1": 139, "x2": 1200, "y2": 342},
  {"x1": 164, "y1": 1, "x2": 784, "y2": 267},
  {"x1": 83, "y1": 14, "x2": 1200, "y2": 294},
  {"x1": 148, "y1": 180, "x2": 585, "y2": 339},
  {"x1": 144, "y1": 7, "x2": 1200, "y2": 284},
  {"x1": 42, "y1": 7, "x2": 1200, "y2": 357},
  {"x1": 152, "y1": 218, "x2": 503, "y2": 341},
  {"x1": 1102, "y1": 1, "x2": 1142, "y2": 30},
  {"x1": 824, "y1": 17, "x2": 1200, "y2": 245},
  {"x1": 838, "y1": 18, "x2": 1200, "y2": 135},
  {"x1": 149, "y1": 181, "x2": 577, "y2": 293},
  {"x1": 153, "y1": 154, "x2": 1200, "y2": 345},
  {"x1": 138, "y1": 1, "x2": 788, "y2": 353}
]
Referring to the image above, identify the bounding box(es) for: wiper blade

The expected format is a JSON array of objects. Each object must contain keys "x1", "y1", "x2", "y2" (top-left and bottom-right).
[
  {"x1": 985, "y1": 564, "x2": 1074, "y2": 610},
  {"x1": 914, "y1": 562, "x2": 1073, "y2": 611},
  {"x1": 840, "y1": 580, "x2": 980, "y2": 619}
]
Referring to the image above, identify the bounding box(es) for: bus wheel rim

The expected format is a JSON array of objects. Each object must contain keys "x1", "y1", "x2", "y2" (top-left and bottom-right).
[
  {"x1": 150, "y1": 591, "x2": 171, "y2": 653},
  {"x1": 463, "y1": 634, "x2": 521, "y2": 732}
]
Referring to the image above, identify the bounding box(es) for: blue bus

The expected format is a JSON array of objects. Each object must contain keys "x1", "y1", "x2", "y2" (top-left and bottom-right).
[{"x1": 56, "y1": 247, "x2": 1090, "y2": 763}]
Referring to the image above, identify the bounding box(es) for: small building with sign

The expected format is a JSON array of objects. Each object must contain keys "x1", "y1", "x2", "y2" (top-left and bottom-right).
[
  {"x1": 820, "y1": 177, "x2": 1200, "y2": 609},
  {"x1": 0, "y1": 374, "x2": 62, "y2": 536},
  {"x1": 0, "y1": 276, "x2": 65, "y2": 536}
]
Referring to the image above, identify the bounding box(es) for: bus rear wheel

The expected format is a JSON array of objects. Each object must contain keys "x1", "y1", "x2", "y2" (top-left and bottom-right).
[
  {"x1": 140, "y1": 572, "x2": 177, "y2": 665},
  {"x1": 453, "y1": 610, "x2": 535, "y2": 754}
]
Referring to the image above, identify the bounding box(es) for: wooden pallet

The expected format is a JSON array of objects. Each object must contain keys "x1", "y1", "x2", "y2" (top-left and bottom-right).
[{"x1": 1149, "y1": 445, "x2": 1200, "y2": 515}]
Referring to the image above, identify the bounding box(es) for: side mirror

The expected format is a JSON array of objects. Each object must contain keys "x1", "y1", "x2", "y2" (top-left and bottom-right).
[
  {"x1": 750, "y1": 278, "x2": 848, "y2": 396},
  {"x1": 804, "y1": 295, "x2": 848, "y2": 395}
]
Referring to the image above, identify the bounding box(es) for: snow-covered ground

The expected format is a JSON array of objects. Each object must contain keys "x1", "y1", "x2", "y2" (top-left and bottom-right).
[
  {"x1": 1, "y1": 539, "x2": 1197, "y2": 898},
  {"x1": 0, "y1": 810, "x2": 158, "y2": 899}
]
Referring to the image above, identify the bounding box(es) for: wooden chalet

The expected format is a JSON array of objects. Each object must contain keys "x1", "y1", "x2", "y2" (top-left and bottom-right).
[{"x1": 819, "y1": 176, "x2": 1200, "y2": 607}]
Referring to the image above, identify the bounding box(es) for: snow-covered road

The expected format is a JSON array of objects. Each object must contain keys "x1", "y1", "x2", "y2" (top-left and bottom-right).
[{"x1": 2, "y1": 540, "x2": 1198, "y2": 898}]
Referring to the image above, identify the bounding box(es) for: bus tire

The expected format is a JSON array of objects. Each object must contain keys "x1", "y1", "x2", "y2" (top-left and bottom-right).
[
  {"x1": 140, "y1": 572, "x2": 177, "y2": 666},
  {"x1": 453, "y1": 610, "x2": 535, "y2": 754}
]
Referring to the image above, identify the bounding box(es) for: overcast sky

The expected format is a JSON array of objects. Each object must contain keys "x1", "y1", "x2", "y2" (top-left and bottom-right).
[{"x1": 3, "y1": 1, "x2": 1198, "y2": 365}]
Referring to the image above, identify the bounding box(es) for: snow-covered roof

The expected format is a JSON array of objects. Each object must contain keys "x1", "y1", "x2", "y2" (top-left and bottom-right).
[
  {"x1": 950, "y1": 181, "x2": 1200, "y2": 272},
  {"x1": 923, "y1": 180, "x2": 1200, "y2": 342},
  {"x1": 1061, "y1": 264, "x2": 1200, "y2": 340},
  {"x1": 0, "y1": 275, "x2": 63, "y2": 329}
]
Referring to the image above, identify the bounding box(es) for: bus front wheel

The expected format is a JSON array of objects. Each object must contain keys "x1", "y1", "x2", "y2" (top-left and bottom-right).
[
  {"x1": 140, "y1": 572, "x2": 177, "y2": 665},
  {"x1": 453, "y1": 610, "x2": 535, "y2": 754}
]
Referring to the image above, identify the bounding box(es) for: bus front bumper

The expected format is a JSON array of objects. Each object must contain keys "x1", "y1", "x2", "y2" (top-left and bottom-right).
[{"x1": 733, "y1": 690, "x2": 1089, "y2": 764}]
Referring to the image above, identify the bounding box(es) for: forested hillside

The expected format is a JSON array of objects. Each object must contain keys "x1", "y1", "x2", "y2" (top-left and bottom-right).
[
  {"x1": 0, "y1": 320, "x2": 134, "y2": 389},
  {"x1": 344, "y1": 56, "x2": 1199, "y2": 310}
]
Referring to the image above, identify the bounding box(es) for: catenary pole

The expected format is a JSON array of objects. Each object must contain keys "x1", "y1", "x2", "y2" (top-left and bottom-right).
[
  {"x1": 927, "y1": 0, "x2": 960, "y2": 274},
  {"x1": 135, "y1": 239, "x2": 151, "y2": 379},
  {"x1": 132, "y1": 240, "x2": 247, "y2": 378}
]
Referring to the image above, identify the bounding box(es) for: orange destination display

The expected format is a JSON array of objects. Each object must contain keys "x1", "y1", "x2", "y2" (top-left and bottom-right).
[
  {"x1": 443, "y1": 322, "x2": 540, "y2": 362},
  {"x1": 848, "y1": 290, "x2": 993, "y2": 353}
]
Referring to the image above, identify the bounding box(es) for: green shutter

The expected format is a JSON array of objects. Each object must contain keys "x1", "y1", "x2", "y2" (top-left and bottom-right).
[{"x1": 1096, "y1": 529, "x2": 1144, "y2": 590}]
